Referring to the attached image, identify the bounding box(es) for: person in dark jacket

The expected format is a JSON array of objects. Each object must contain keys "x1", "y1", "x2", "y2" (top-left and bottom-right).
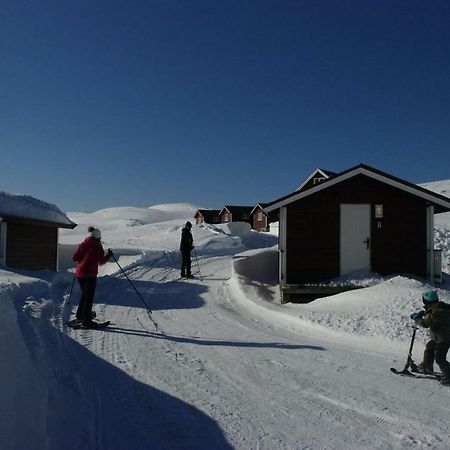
[
  {"x1": 411, "y1": 289, "x2": 450, "y2": 384},
  {"x1": 180, "y1": 221, "x2": 194, "y2": 278},
  {"x1": 73, "y1": 226, "x2": 113, "y2": 326}
]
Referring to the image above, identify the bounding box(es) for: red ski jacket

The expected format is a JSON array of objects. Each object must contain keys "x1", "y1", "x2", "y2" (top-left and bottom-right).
[{"x1": 73, "y1": 237, "x2": 111, "y2": 278}]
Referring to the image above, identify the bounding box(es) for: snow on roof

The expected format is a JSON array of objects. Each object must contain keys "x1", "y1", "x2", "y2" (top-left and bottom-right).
[{"x1": 0, "y1": 192, "x2": 76, "y2": 228}]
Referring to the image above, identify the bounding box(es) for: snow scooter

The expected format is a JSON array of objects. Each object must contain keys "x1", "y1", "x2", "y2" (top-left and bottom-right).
[{"x1": 390, "y1": 326, "x2": 420, "y2": 376}]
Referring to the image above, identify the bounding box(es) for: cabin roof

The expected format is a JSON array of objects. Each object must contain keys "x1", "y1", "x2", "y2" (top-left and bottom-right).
[
  {"x1": 264, "y1": 164, "x2": 450, "y2": 214},
  {"x1": 0, "y1": 192, "x2": 77, "y2": 229},
  {"x1": 220, "y1": 205, "x2": 254, "y2": 215}
]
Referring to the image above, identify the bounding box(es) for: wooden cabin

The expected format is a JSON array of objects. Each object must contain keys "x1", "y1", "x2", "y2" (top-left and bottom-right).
[
  {"x1": 0, "y1": 193, "x2": 76, "y2": 271},
  {"x1": 194, "y1": 209, "x2": 221, "y2": 225},
  {"x1": 264, "y1": 164, "x2": 450, "y2": 303},
  {"x1": 251, "y1": 203, "x2": 278, "y2": 231},
  {"x1": 219, "y1": 206, "x2": 253, "y2": 225}
]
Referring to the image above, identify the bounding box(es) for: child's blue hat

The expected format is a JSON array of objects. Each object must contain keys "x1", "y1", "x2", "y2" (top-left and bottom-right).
[{"x1": 422, "y1": 289, "x2": 439, "y2": 303}]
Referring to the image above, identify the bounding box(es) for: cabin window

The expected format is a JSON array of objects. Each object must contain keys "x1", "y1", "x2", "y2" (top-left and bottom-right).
[
  {"x1": 257, "y1": 212, "x2": 263, "y2": 221},
  {"x1": 242, "y1": 213, "x2": 250, "y2": 220},
  {"x1": 313, "y1": 177, "x2": 326, "y2": 185},
  {"x1": 224, "y1": 213, "x2": 230, "y2": 222},
  {"x1": 213, "y1": 216, "x2": 220, "y2": 223}
]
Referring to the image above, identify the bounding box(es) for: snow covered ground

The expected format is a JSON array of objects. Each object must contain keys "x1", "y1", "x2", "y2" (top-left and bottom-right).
[{"x1": 1, "y1": 181, "x2": 450, "y2": 449}]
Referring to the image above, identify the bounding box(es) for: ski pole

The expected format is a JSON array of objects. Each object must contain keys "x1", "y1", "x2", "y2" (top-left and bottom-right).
[
  {"x1": 66, "y1": 272, "x2": 76, "y2": 304},
  {"x1": 193, "y1": 246, "x2": 203, "y2": 280},
  {"x1": 111, "y1": 252, "x2": 160, "y2": 332}
]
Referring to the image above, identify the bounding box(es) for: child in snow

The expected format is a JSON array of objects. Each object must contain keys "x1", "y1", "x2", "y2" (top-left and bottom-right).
[
  {"x1": 410, "y1": 290, "x2": 450, "y2": 384},
  {"x1": 72, "y1": 227, "x2": 113, "y2": 327}
]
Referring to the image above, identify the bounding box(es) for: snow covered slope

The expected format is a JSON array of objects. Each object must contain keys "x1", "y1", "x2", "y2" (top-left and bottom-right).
[{"x1": 2, "y1": 197, "x2": 450, "y2": 450}]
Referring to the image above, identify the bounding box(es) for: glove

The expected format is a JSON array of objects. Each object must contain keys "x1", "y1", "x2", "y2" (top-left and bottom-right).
[
  {"x1": 107, "y1": 249, "x2": 114, "y2": 257},
  {"x1": 410, "y1": 310, "x2": 425, "y2": 321}
]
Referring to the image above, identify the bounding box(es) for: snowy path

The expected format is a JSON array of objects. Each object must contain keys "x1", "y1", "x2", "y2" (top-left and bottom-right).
[{"x1": 53, "y1": 254, "x2": 450, "y2": 450}]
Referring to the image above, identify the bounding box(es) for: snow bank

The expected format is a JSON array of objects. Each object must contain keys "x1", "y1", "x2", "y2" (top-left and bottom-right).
[
  {"x1": 0, "y1": 275, "x2": 50, "y2": 449},
  {"x1": 230, "y1": 248, "x2": 450, "y2": 346},
  {"x1": 198, "y1": 223, "x2": 277, "y2": 257}
]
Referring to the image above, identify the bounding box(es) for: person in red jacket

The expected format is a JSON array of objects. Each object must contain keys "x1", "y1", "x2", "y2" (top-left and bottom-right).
[{"x1": 72, "y1": 226, "x2": 113, "y2": 326}]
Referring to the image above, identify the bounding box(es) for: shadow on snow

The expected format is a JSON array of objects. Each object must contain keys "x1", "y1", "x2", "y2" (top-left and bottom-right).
[
  {"x1": 105, "y1": 326, "x2": 326, "y2": 352},
  {"x1": 78, "y1": 275, "x2": 209, "y2": 312},
  {"x1": 12, "y1": 297, "x2": 233, "y2": 450}
]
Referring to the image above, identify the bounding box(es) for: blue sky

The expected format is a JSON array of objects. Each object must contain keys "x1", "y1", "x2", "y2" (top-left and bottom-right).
[{"x1": 1, "y1": 0, "x2": 449, "y2": 212}]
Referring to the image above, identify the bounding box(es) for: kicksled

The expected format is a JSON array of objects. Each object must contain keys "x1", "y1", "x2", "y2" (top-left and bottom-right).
[{"x1": 390, "y1": 326, "x2": 444, "y2": 382}]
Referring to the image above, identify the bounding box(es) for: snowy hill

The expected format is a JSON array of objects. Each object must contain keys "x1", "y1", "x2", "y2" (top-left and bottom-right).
[
  {"x1": 421, "y1": 179, "x2": 450, "y2": 197},
  {"x1": 2, "y1": 194, "x2": 450, "y2": 449}
]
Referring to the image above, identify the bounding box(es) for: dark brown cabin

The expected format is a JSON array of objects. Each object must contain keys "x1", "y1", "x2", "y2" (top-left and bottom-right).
[
  {"x1": 219, "y1": 206, "x2": 253, "y2": 225},
  {"x1": 194, "y1": 209, "x2": 221, "y2": 225},
  {"x1": 0, "y1": 196, "x2": 76, "y2": 271},
  {"x1": 264, "y1": 164, "x2": 450, "y2": 303}
]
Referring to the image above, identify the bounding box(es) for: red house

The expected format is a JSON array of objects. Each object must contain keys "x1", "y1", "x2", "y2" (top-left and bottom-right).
[
  {"x1": 251, "y1": 203, "x2": 278, "y2": 232},
  {"x1": 219, "y1": 206, "x2": 253, "y2": 225}
]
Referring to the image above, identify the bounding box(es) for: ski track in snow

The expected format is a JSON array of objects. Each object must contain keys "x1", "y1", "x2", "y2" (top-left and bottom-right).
[
  {"x1": 37, "y1": 254, "x2": 449, "y2": 450},
  {"x1": 4, "y1": 200, "x2": 450, "y2": 450},
  {"x1": 10, "y1": 270, "x2": 450, "y2": 449}
]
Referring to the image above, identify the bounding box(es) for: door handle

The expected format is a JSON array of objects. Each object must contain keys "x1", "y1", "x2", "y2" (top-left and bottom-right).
[{"x1": 363, "y1": 237, "x2": 370, "y2": 249}]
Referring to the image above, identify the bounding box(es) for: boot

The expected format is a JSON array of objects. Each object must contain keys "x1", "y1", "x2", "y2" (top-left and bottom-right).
[{"x1": 417, "y1": 362, "x2": 434, "y2": 375}]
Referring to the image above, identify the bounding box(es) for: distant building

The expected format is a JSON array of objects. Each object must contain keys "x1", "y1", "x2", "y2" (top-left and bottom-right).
[
  {"x1": 0, "y1": 192, "x2": 77, "y2": 271},
  {"x1": 194, "y1": 209, "x2": 221, "y2": 225},
  {"x1": 264, "y1": 164, "x2": 450, "y2": 303},
  {"x1": 219, "y1": 205, "x2": 253, "y2": 225},
  {"x1": 251, "y1": 203, "x2": 278, "y2": 232}
]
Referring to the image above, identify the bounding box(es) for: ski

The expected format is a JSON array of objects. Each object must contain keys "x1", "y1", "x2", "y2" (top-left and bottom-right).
[
  {"x1": 66, "y1": 311, "x2": 96, "y2": 325},
  {"x1": 67, "y1": 320, "x2": 110, "y2": 330},
  {"x1": 67, "y1": 318, "x2": 82, "y2": 326},
  {"x1": 169, "y1": 276, "x2": 198, "y2": 282}
]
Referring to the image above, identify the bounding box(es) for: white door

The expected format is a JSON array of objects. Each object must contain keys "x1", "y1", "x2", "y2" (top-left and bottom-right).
[{"x1": 340, "y1": 204, "x2": 371, "y2": 275}]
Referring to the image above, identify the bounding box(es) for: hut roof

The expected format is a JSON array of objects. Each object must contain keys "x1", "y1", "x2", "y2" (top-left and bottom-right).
[{"x1": 0, "y1": 192, "x2": 77, "y2": 229}]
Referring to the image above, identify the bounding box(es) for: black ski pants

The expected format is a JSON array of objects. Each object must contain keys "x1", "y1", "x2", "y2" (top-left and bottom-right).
[
  {"x1": 180, "y1": 250, "x2": 192, "y2": 277},
  {"x1": 423, "y1": 340, "x2": 450, "y2": 378},
  {"x1": 76, "y1": 277, "x2": 97, "y2": 323}
]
